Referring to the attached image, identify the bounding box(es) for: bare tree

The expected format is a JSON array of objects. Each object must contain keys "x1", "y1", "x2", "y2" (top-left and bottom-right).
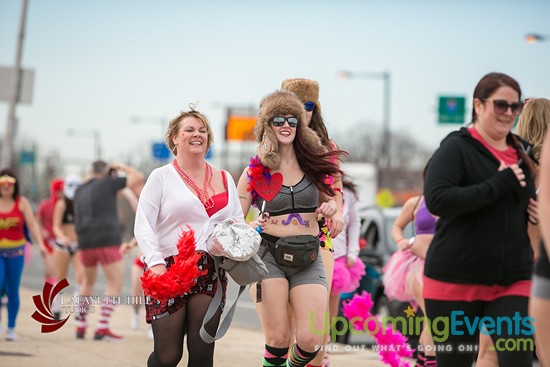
[{"x1": 333, "y1": 122, "x2": 433, "y2": 191}]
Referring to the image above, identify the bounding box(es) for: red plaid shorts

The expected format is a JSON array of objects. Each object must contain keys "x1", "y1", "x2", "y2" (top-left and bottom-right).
[
  {"x1": 145, "y1": 251, "x2": 227, "y2": 323},
  {"x1": 78, "y1": 245, "x2": 123, "y2": 267}
]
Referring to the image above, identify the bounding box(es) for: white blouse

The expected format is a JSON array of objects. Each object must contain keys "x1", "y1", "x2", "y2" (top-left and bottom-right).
[{"x1": 134, "y1": 163, "x2": 244, "y2": 268}]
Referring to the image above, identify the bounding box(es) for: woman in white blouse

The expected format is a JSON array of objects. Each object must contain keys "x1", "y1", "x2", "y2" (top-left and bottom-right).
[{"x1": 134, "y1": 106, "x2": 244, "y2": 367}]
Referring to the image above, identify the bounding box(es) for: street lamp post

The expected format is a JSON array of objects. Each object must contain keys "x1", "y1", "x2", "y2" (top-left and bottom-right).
[
  {"x1": 339, "y1": 70, "x2": 391, "y2": 187},
  {"x1": 66, "y1": 128, "x2": 102, "y2": 161}
]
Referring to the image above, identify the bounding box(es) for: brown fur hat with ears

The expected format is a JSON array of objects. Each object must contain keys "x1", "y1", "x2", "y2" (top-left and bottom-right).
[
  {"x1": 281, "y1": 78, "x2": 319, "y2": 105},
  {"x1": 254, "y1": 90, "x2": 325, "y2": 169}
]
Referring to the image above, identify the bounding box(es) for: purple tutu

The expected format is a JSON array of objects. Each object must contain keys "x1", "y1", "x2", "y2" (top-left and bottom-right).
[
  {"x1": 383, "y1": 250, "x2": 424, "y2": 303},
  {"x1": 332, "y1": 256, "x2": 366, "y2": 294}
]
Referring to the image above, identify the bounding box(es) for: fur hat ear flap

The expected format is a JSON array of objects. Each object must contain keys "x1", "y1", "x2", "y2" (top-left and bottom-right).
[{"x1": 257, "y1": 131, "x2": 281, "y2": 169}]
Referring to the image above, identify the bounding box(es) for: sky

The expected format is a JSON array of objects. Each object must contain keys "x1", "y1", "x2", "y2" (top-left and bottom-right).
[{"x1": 1, "y1": 0, "x2": 550, "y2": 174}]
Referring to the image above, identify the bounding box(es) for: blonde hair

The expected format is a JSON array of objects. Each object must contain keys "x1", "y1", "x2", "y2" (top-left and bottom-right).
[
  {"x1": 165, "y1": 104, "x2": 214, "y2": 155},
  {"x1": 516, "y1": 98, "x2": 550, "y2": 161}
]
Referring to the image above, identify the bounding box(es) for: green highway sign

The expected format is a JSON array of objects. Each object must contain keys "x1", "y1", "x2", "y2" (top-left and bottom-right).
[{"x1": 438, "y1": 96, "x2": 466, "y2": 124}]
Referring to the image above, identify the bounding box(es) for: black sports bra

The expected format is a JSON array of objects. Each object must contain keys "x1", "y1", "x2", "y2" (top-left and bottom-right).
[{"x1": 259, "y1": 175, "x2": 318, "y2": 216}]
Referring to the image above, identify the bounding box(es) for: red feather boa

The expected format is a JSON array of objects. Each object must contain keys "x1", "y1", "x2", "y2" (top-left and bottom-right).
[
  {"x1": 343, "y1": 291, "x2": 413, "y2": 367},
  {"x1": 141, "y1": 228, "x2": 207, "y2": 301}
]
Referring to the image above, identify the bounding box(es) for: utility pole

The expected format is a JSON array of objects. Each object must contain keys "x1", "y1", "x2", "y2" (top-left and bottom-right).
[{"x1": 1, "y1": 0, "x2": 30, "y2": 168}]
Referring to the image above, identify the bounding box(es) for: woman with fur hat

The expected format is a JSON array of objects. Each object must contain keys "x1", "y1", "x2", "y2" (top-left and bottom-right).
[
  {"x1": 281, "y1": 78, "x2": 344, "y2": 367},
  {"x1": 237, "y1": 90, "x2": 344, "y2": 367}
]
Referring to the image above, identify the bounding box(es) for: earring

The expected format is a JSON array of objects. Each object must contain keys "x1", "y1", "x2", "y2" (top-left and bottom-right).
[{"x1": 262, "y1": 132, "x2": 268, "y2": 150}]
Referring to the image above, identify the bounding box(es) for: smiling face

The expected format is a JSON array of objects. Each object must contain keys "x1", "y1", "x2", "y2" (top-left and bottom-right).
[
  {"x1": 270, "y1": 115, "x2": 298, "y2": 146},
  {"x1": 0, "y1": 173, "x2": 17, "y2": 199},
  {"x1": 172, "y1": 116, "x2": 209, "y2": 157},
  {"x1": 474, "y1": 86, "x2": 520, "y2": 141}
]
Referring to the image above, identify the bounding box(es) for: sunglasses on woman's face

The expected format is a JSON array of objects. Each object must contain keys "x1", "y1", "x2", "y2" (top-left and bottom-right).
[
  {"x1": 0, "y1": 175, "x2": 16, "y2": 186},
  {"x1": 271, "y1": 116, "x2": 299, "y2": 128},
  {"x1": 304, "y1": 102, "x2": 315, "y2": 112},
  {"x1": 484, "y1": 99, "x2": 523, "y2": 116}
]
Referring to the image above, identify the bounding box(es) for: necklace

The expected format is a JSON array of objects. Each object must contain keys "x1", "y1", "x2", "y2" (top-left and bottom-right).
[{"x1": 173, "y1": 159, "x2": 215, "y2": 210}]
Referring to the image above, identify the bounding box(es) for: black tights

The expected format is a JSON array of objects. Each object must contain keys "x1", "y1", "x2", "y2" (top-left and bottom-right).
[
  {"x1": 147, "y1": 294, "x2": 223, "y2": 367},
  {"x1": 424, "y1": 296, "x2": 533, "y2": 367}
]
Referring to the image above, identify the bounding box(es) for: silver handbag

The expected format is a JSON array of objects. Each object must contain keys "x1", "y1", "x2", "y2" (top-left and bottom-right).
[{"x1": 207, "y1": 218, "x2": 261, "y2": 261}]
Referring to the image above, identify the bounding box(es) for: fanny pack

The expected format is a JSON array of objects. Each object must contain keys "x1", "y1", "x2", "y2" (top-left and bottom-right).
[{"x1": 268, "y1": 235, "x2": 320, "y2": 268}]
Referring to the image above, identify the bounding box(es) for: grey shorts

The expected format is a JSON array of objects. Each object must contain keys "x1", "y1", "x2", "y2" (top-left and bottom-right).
[
  {"x1": 532, "y1": 275, "x2": 550, "y2": 300},
  {"x1": 260, "y1": 243, "x2": 328, "y2": 289}
]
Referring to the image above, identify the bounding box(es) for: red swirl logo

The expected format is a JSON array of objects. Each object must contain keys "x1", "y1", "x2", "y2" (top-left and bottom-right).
[{"x1": 31, "y1": 279, "x2": 70, "y2": 333}]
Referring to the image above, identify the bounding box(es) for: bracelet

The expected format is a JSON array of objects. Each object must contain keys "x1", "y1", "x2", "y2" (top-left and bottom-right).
[{"x1": 334, "y1": 187, "x2": 343, "y2": 195}]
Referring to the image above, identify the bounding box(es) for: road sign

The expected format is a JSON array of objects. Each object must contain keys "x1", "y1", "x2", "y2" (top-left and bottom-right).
[
  {"x1": 19, "y1": 150, "x2": 35, "y2": 165},
  {"x1": 0, "y1": 66, "x2": 35, "y2": 104},
  {"x1": 225, "y1": 115, "x2": 256, "y2": 141},
  {"x1": 152, "y1": 142, "x2": 170, "y2": 160},
  {"x1": 438, "y1": 96, "x2": 466, "y2": 124}
]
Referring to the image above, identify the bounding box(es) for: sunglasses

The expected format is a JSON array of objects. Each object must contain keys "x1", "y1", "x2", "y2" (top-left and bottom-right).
[
  {"x1": 483, "y1": 99, "x2": 523, "y2": 116},
  {"x1": 304, "y1": 102, "x2": 315, "y2": 112},
  {"x1": 0, "y1": 175, "x2": 16, "y2": 186},
  {"x1": 272, "y1": 116, "x2": 299, "y2": 128}
]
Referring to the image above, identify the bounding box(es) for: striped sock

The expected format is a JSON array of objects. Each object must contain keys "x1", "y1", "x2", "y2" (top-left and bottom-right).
[
  {"x1": 263, "y1": 345, "x2": 288, "y2": 367},
  {"x1": 288, "y1": 344, "x2": 319, "y2": 367},
  {"x1": 424, "y1": 355, "x2": 436, "y2": 366},
  {"x1": 75, "y1": 295, "x2": 89, "y2": 328},
  {"x1": 96, "y1": 298, "x2": 116, "y2": 330}
]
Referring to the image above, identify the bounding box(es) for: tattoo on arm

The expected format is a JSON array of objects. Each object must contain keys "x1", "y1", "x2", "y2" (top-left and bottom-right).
[{"x1": 239, "y1": 196, "x2": 248, "y2": 201}]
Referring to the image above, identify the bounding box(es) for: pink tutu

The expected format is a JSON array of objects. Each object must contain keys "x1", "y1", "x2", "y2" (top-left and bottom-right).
[
  {"x1": 383, "y1": 250, "x2": 424, "y2": 303},
  {"x1": 332, "y1": 256, "x2": 366, "y2": 294}
]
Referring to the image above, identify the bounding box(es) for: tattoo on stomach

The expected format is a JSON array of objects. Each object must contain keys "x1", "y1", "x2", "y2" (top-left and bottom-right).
[{"x1": 281, "y1": 213, "x2": 309, "y2": 227}]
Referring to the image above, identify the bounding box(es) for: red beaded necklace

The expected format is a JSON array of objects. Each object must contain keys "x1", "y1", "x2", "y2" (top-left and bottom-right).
[{"x1": 173, "y1": 159, "x2": 215, "y2": 210}]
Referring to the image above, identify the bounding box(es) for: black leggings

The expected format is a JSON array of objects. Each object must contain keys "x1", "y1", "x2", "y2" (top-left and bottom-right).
[
  {"x1": 424, "y1": 296, "x2": 533, "y2": 367},
  {"x1": 147, "y1": 293, "x2": 223, "y2": 367}
]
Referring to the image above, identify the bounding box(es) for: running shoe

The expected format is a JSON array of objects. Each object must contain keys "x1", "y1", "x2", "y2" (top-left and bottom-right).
[{"x1": 94, "y1": 328, "x2": 125, "y2": 342}]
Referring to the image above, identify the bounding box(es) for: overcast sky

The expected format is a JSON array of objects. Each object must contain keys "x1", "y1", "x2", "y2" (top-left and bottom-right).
[{"x1": 1, "y1": 0, "x2": 549, "y2": 173}]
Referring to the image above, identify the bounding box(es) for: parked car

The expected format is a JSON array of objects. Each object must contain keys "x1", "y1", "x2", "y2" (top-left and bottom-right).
[{"x1": 336, "y1": 206, "x2": 417, "y2": 346}]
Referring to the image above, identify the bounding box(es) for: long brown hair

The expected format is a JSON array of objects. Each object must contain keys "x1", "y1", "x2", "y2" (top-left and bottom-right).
[{"x1": 294, "y1": 130, "x2": 346, "y2": 196}]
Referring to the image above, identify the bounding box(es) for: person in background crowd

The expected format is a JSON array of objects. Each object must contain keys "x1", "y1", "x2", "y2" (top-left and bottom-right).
[
  {"x1": 117, "y1": 184, "x2": 152, "y2": 339},
  {"x1": 36, "y1": 178, "x2": 64, "y2": 286},
  {"x1": 327, "y1": 178, "x2": 364, "y2": 361},
  {"x1": 0, "y1": 168, "x2": 46, "y2": 341},
  {"x1": 237, "y1": 90, "x2": 344, "y2": 367},
  {"x1": 74, "y1": 161, "x2": 144, "y2": 341},
  {"x1": 135, "y1": 106, "x2": 244, "y2": 367},
  {"x1": 537, "y1": 112, "x2": 550, "y2": 367},
  {"x1": 390, "y1": 176, "x2": 438, "y2": 367},
  {"x1": 423, "y1": 72, "x2": 536, "y2": 366},
  {"x1": 281, "y1": 78, "x2": 344, "y2": 367},
  {"x1": 51, "y1": 173, "x2": 84, "y2": 320},
  {"x1": 515, "y1": 97, "x2": 550, "y2": 367}
]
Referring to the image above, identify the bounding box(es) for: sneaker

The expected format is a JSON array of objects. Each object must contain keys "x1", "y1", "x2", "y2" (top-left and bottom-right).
[
  {"x1": 130, "y1": 312, "x2": 139, "y2": 330},
  {"x1": 53, "y1": 312, "x2": 61, "y2": 321},
  {"x1": 76, "y1": 327, "x2": 86, "y2": 339},
  {"x1": 6, "y1": 328, "x2": 17, "y2": 341},
  {"x1": 94, "y1": 328, "x2": 125, "y2": 342}
]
